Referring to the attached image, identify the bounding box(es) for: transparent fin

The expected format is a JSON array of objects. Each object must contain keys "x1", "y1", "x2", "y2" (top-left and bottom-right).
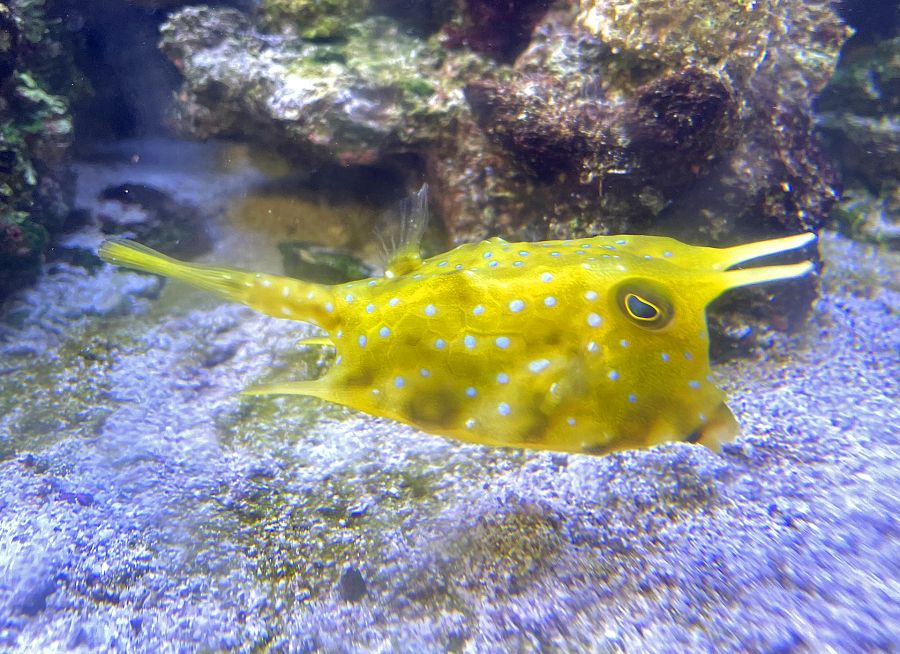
[
  {"x1": 715, "y1": 232, "x2": 816, "y2": 270},
  {"x1": 241, "y1": 380, "x2": 333, "y2": 398},
  {"x1": 240, "y1": 379, "x2": 359, "y2": 411},
  {"x1": 378, "y1": 184, "x2": 429, "y2": 278},
  {"x1": 296, "y1": 337, "x2": 335, "y2": 347}
]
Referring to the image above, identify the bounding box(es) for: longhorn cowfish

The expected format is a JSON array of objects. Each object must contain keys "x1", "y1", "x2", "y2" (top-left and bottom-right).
[{"x1": 99, "y1": 189, "x2": 816, "y2": 455}]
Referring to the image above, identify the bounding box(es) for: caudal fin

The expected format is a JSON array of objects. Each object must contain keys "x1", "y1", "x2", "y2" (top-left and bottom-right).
[
  {"x1": 99, "y1": 239, "x2": 339, "y2": 329},
  {"x1": 99, "y1": 239, "x2": 248, "y2": 298}
]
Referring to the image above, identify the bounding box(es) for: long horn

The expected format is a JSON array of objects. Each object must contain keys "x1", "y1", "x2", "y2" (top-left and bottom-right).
[{"x1": 712, "y1": 232, "x2": 816, "y2": 271}]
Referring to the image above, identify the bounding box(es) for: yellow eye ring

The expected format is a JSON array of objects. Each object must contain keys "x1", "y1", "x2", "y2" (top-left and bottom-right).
[
  {"x1": 615, "y1": 281, "x2": 673, "y2": 329},
  {"x1": 624, "y1": 293, "x2": 662, "y2": 322}
]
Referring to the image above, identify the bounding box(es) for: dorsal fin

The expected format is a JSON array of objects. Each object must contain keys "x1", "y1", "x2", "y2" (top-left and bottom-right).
[{"x1": 377, "y1": 184, "x2": 429, "y2": 279}]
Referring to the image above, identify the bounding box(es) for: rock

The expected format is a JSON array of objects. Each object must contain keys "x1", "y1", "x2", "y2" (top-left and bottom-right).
[
  {"x1": 815, "y1": 35, "x2": 899, "y2": 250},
  {"x1": 161, "y1": 1, "x2": 848, "y2": 246},
  {"x1": 0, "y1": 0, "x2": 77, "y2": 300},
  {"x1": 829, "y1": 184, "x2": 900, "y2": 249},
  {"x1": 465, "y1": 66, "x2": 737, "y2": 191},
  {"x1": 97, "y1": 183, "x2": 213, "y2": 260},
  {"x1": 14, "y1": 577, "x2": 57, "y2": 617},
  {"x1": 338, "y1": 566, "x2": 368, "y2": 602},
  {"x1": 159, "y1": 8, "x2": 465, "y2": 165},
  {"x1": 441, "y1": 0, "x2": 552, "y2": 63},
  {"x1": 259, "y1": 0, "x2": 368, "y2": 40},
  {"x1": 816, "y1": 37, "x2": 900, "y2": 190}
]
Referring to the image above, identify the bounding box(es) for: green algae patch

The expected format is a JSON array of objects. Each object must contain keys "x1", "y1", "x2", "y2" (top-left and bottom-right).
[
  {"x1": 260, "y1": 0, "x2": 367, "y2": 39},
  {"x1": 0, "y1": 329, "x2": 134, "y2": 460},
  {"x1": 431, "y1": 507, "x2": 565, "y2": 595},
  {"x1": 276, "y1": 16, "x2": 455, "y2": 145},
  {"x1": 0, "y1": 273, "x2": 219, "y2": 461},
  {"x1": 203, "y1": 453, "x2": 460, "y2": 608}
]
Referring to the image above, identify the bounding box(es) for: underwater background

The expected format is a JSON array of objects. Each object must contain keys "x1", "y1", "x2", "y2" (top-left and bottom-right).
[{"x1": 0, "y1": 0, "x2": 897, "y2": 651}]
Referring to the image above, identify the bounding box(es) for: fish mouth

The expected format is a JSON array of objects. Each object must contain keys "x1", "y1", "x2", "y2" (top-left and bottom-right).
[{"x1": 716, "y1": 232, "x2": 817, "y2": 291}]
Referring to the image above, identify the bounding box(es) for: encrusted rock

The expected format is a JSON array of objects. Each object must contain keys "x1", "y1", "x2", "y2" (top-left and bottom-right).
[
  {"x1": 160, "y1": 8, "x2": 469, "y2": 166},
  {"x1": 816, "y1": 37, "x2": 900, "y2": 189},
  {"x1": 815, "y1": 36, "x2": 899, "y2": 249},
  {"x1": 829, "y1": 184, "x2": 900, "y2": 249},
  {"x1": 159, "y1": 0, "x2": 850, "y2": 334},
  {"x1": 0, "y1": 0, "x2": 77, "y2": 301},
  {"x1": 97, "y1": 183, "x2": 213, "y2": 260},
  {"x1": 161, "y1": 3, "x2": 848, "y2": 241},
  {"x1": 259, "y1": 0, "x2": 368, "y2": 40}
]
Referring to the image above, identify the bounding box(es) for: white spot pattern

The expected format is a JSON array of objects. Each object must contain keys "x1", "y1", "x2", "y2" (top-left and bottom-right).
[{"x1": 528, "y1": 359, "x2": 550, "y2": 373}]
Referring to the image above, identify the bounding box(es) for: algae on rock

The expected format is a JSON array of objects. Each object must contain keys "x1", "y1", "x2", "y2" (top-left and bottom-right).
[
  {"x1": 259, "y1": 0, "x2": 368, "y2": 40},
  {"x1": 160, "y1": 8, "x2": 474, "y2": 166},
  {"x1": 161, "y1": 1, "x2": 848, "y2": 244},
  {"x1": 0, "y1": 0, "x2": 78, "y2": 300},
  {"x1": 816, "y1": 37, "x2": 900, "y2": 248},
  {"x1": 158, "y1": 0, "x2": 849, "y2": 338}
]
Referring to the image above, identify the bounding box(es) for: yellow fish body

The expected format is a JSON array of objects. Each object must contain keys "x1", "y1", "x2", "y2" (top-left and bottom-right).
[{"x1": 99, "y1": 218, "x2": 815, "y2": 455}]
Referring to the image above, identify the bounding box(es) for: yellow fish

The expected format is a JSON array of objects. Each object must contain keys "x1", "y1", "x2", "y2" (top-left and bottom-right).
[{"x1": 99, "y1": 192, "x2": 815, "y2": 455}]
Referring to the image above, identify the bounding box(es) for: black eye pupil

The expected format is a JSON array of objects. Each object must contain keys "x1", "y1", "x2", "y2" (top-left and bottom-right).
[{"x1": 626, "y1": 294, "x2": 658, "y2": 320}]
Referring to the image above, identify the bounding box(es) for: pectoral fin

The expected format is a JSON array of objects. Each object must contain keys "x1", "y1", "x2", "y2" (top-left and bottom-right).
[
  {"x1": 241, "y1": 380, "x2": 332, "y2": 398},
  {"x1": 685, "y1": 402, "x2": 740, "y2": 452},
  {"x1": 296, "y1": 337, "x2": 335, "y2": 348},
  {"x1": 240, "y1": 378, "x2": 357, "y2": 409}
]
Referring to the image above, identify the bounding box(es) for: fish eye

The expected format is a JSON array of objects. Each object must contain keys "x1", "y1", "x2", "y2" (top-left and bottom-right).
[
  {"x1": 615, "y1": 282, "x2": 673, "y2": 329},
  {"x1": 625, "y1": 293, "x2": 660, "y2": 320}
]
